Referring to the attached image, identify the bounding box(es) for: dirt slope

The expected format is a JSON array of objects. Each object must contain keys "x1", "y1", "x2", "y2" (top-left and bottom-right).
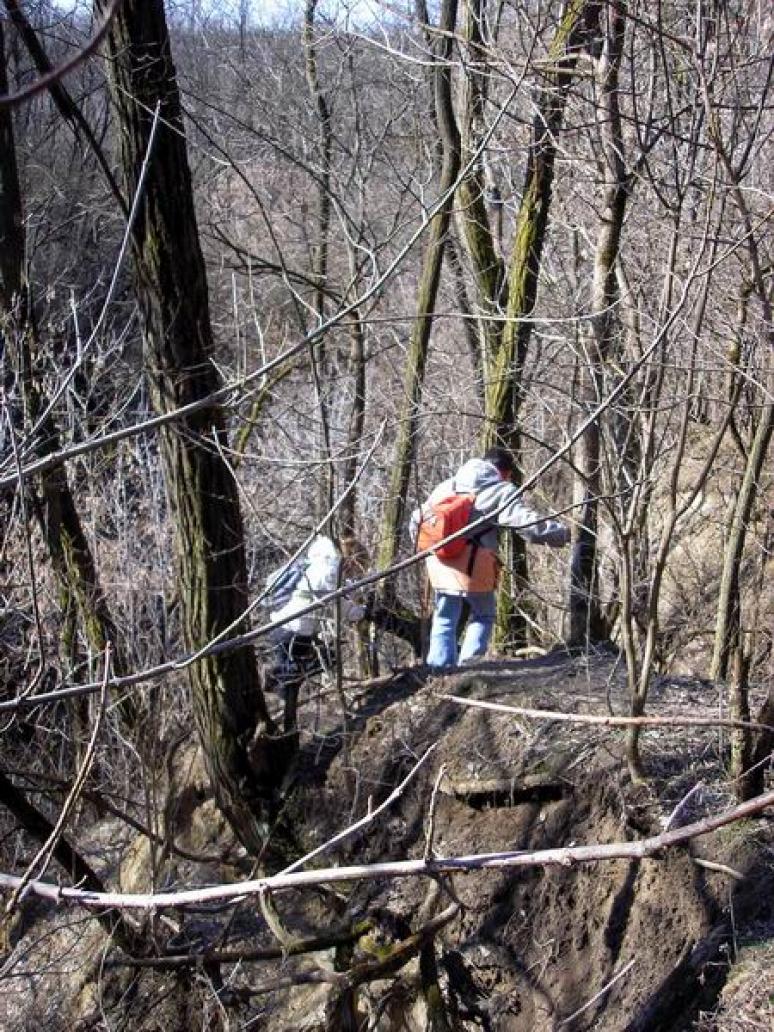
[
  {"x1": 287, "y1": 650, "x2": 772, "y2": 1031},
  {"x1": 1, "y1": 650, "x2": 772, "y2": 1030}
]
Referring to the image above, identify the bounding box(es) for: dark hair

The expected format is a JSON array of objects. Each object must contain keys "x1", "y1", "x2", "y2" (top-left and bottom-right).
[{"x1": 483, "y1": 446, "x2": 515, "y2": 474}]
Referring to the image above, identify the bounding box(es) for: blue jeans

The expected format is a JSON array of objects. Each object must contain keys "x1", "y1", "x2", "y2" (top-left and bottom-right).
[{"x1": 426, "y1": 591, "x2": 496, "y2": 668}]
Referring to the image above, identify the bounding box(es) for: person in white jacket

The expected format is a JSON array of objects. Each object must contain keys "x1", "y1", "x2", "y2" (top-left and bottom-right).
[
  {"x1": 265, "y1": 535, "x2": 365, "y2": 694},
  {"x1": 411, "y1": 447, "x2": 569, "y2": 668}
]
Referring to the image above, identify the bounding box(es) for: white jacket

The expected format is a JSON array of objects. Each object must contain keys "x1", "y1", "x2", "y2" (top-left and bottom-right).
[{"x1": 269, "y1": 535, "x2": 364, "y2": 637}]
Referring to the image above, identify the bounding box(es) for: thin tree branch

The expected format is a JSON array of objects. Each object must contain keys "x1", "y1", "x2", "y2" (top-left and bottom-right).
[
  {"x1": 4, "y1": 647, "x2": 110, "y2": 920},
  {"x1": 104, "y1": 923, "x2": 373, "y2": 971},
  {"x1": 278, "y1": 744, "x2": 437, "y2": 876},
  {"x1": 0, "y1": 0, "x2": 123, "y2": 110},
  {"x1": 557, "y1": 958, "x2": 636, "y2": 1026},
  {"x1": 1, "y1": 0, "x2": 127, "y2": 215}
]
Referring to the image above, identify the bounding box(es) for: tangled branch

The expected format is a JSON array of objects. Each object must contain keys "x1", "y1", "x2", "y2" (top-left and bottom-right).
[{"x1": 0, "y1": 0, "x2": 123, "y2": 110}]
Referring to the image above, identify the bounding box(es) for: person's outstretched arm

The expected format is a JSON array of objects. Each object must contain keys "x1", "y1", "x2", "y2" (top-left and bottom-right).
[{"x1": 477, "y1": 482, "x2": 570, "y2": 547}]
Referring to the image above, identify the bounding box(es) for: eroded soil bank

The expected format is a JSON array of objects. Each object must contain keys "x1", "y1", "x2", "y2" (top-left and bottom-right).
[{"x1": 2, "y1": 651, "x2": 772, "y2": 1030}]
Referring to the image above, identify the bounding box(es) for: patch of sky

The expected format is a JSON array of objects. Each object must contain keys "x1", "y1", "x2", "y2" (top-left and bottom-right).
[{"x1": 46, "y1": 1, "x2": 413, "y2": 31}]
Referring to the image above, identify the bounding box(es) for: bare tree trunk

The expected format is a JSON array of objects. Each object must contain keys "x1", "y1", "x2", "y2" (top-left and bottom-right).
[
  {"x1": 338, "y1": 309, "x2": 367, "y2": 541},
  {"x1": 376, "y1": 0, "x2": 461, "y2": 591},
  {"x1": 483, "y1": 0, "x2": 600, "y2": 648},
  {"x1": 702, "y1": 68, "x2": 774, "y2": 799},
  {"x1": 456, "y1": 0, "x2": 505, "y2": 381},
  {"x1": 711, "y1": 399, "x2": 774, "y2": 682},
  {"x1": 711, "y1": 397, "x2": 773, "y2": 799},
  {"x1": 0, "y1": 21, "x2": 23, "y2": 311},
  {"x1": 304, "y1": 0, "x2": 335, "y2": 523},
  {"x1": 98, "y1": 0, "x2": 288, "y2": 857},
  {"x1": 568, "y1": 0, "x2": 627, "y2": 646}
]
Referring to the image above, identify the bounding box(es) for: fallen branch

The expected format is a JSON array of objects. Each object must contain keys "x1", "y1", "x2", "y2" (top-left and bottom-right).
[
  {"x1": 664, "y1": 782, "x2": 705, "y2": 831},
  {"x1": 447, "y1": 776, "x2": 568, "y2": 807},
  {"x1": 440, "y1": 693, "x2": 774, "y2": 733},
  {"x1": 105, "y1": 922, "x2": 373, "y2": 971},
  {"x1": 340, "y1": 902, "x2": 459, "y2": 989},
  {"x1": 0, "y1": 788, "x2": 771, "y2": 912},
  {"x1": 692, "y1": 858, "x2": 744, "y2": 881},
  {"x1": 231, "y1": 903, "x2": 460, "y2": 1002}
]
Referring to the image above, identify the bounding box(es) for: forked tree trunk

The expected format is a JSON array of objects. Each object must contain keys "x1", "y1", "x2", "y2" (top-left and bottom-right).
[
  {"x1": 304, "y1": 0, "x2": 335, "y2": 523},
  {"x1": 98, "y1": 0, "x2": 287, "y2": 857}
]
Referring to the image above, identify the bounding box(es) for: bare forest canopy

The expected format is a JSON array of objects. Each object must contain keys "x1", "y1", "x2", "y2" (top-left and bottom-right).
[{"x1": 0, "y1": 0, "x2": 772, "y2": 1026}]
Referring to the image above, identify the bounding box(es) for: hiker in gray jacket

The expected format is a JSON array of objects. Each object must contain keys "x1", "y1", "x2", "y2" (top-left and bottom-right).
[{"x1": 410, "y1": 447, "x2": 569, "y2": 667}]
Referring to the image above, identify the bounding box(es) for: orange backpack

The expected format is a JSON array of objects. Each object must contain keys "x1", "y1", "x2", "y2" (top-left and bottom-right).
[{"x1": 416, "y1": 492, "x2": 475, "y2": 560}]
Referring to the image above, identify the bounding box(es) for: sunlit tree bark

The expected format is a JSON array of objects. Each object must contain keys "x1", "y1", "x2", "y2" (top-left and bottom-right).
[
  {"x1": 98, "y1": 0, "x2": 288, "y2": 857},
  {"x1": 567, "y1": 0, "x2": 627, "y2": 646},
  {"x1": 483, "y1": 0, "x2": 600, "y2": 648},
  {"x1": 376, "y1": 0, "x2": 461, "y2": 593}
]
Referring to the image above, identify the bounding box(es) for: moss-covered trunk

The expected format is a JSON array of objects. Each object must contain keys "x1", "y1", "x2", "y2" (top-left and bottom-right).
[
  {"x1": 484, "y1": 0, "x2": 599, "y2": 436},
  {"x1": 376, "y1": 0, "x2": 461, "y2": 591},
  {"x1": 99, "y1": 0, "x2": 287, "y2": 857},
  {"x1": 456, "y1": 0, "x2": 506, "y2": 379},
  {"x1": 483, "y1": 0, "x2": 600, "y2": 648}
]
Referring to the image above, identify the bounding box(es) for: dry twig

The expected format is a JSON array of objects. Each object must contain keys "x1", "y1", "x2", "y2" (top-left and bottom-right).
[{"x1": 0, "y1": 0, "x2": 123, "y2": 110}]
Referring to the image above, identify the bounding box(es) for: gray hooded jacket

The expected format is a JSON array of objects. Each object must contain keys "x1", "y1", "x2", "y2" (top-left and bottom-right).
[{"x1": 410, "y1": 458, "x2": 569, "y2": 551}]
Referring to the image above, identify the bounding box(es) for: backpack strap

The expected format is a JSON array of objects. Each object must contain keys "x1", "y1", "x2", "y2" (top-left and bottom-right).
[
  {"x1": 466, "y1": 539, "x2": 479, "y2": 577},
  {"x1": 465, "y1": 525, "x2": 488, "y2": 577},
  {"x1": 454, "y1": 477, "x2": 481, "y2": 574}
]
